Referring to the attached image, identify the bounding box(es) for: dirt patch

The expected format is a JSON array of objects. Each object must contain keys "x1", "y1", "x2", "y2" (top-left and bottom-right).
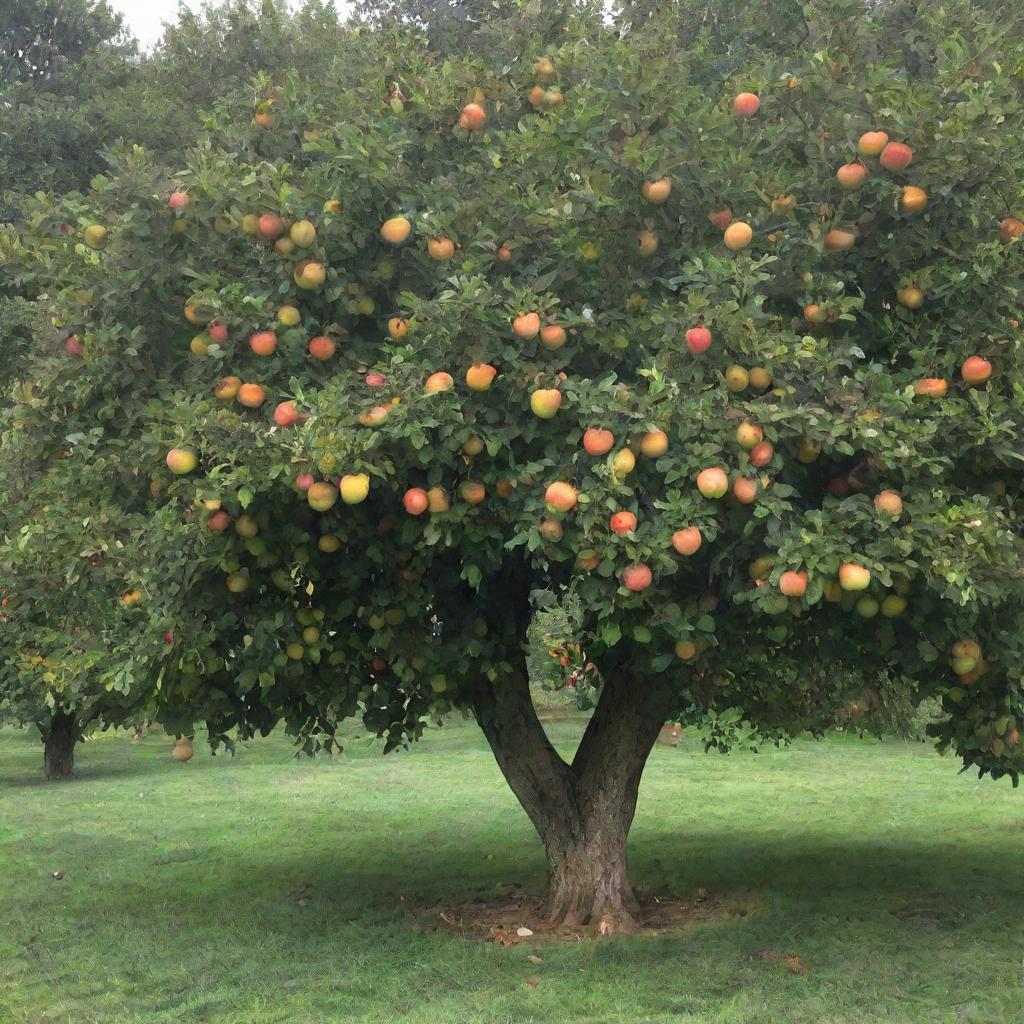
[{"x1": 410, "y1": 885, "x2": 759, "y2": 942}]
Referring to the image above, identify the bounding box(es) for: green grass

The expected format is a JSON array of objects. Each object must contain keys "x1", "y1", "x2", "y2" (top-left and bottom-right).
[{"x1": 2, "y1": 715, "x2": 1023, "y2": 1024}]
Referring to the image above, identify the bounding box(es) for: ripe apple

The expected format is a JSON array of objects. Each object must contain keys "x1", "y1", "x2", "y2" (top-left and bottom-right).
[
  {"x1": 732, "y1": 92, "x2": 760, "y2": 117},
  {"x1": 530, "y1": 388, "x2": 562, "y2": 418},
  {"x1": 725, "y1": 365, "x2": 749, "y2": 391},
  {"x1": 736, "y1": 422, "x2": 764, "y2": 450},
  {"x1": 622, "y1": 564, "x2": 653, "y2": 591},
  {"x1": 900, "y1": 186, "x2": 927, "y2": 213},
  {"x1": 538, "y1": 518, "x2": 563, "y2": 542},
  {"x1": 540, "y1": 324, "x2": 566, "y2": 349},
  {"x1": 748, "y1": 367, "x2": 773, "y2": 390},
  {"x1": 380, "y1": 217, "x2": 411, "y2": 244},
  {"x1": 686, "y1": 326, "x2": 712, "y2": 354},
  {"x1": 825, "y1": 475, "x2": 851, "y2": 497},
  {"x1": 839, "y1": 562, "x2": 871, "y2": 591},
  {"x1": 708, "y1": 206, "x2": 733, "y2": 230},
  {"x1": 671, "y1": 527, "x2": 702, "y2": 556},
  {"x1": 836, "y1": 163, "x2": 867, "y2": 189},
  {"x1": 636, "y1": 230, "x2": 658, "y2": 256},
  {"x1": 427, "y1": 236, "x2": 456, "y2": 260},
  {"x1": 207, "y1": 322, "x2": 228, "y2": 343},
  {"x1": 898, "y1": 286, "x2": 924, "y2": 309},
  {"x1": 541, "y1": 89, "x2": 564, "y2": 110},
  {"x1": 295, "y1": 472, "x2": 314, "y2": 492},
  {"x1": 732, "y1": 477, "x2": 758, "y2": 504},
  {"x1": 496, "y1": 244, "x2": 512, "y2": 262},
  {"x1": 289, "y1": 219, "x2": 316, "y2": 247},
  {"x1": 675, "y1": 640, "x2": 697, "y2": 660},
  {"x1": 879, "y1": 141, "x2": 912, "y2": 171},
  {"x1": 364, "y1": 372, "x2": 386, "y2": 389},
  {"x1": 294, "y1": 260, "x2": 326, "y2": 289},
  {"x1": 611, "y1": 449, "x2": 635, "y2": 476},
  {"x1": 258, "y1": 213, "x2": 285, "y2": 239},
  {"x1": 64, "y1": 335, "x2": 82, "y2": 356},
  {"x1": 459, "y1": 102, "x2": 487, "y2": 131},
  {"x1": 236, "y1": 383, "x2": 266, "y2": 408},
  {"x1": 339, "y1": 473, "x2": 370, "y2": 504},
  {"x1": 696, "y1": 467, "x2": 729, "y2": 499},
  {"x1": 545, "y1": 481, "x2": 578, "y2": 512},
  {"x1": 527, "y1": 85, "x2": 546, "y2": 109},
  {"x1": 857, "y1": 130, "x2": 889, "y2": 156},
  {"x1": 961, "y1": 355, "x2": 992, "y2": 386},
  {"x1": 460, "y1": 481, "x2": 486, "y2": 505},
  {"x1": 1000, "y1": 217, "x2": 1024, "y2": 243},
  {"x1": 583, "y1": 427, "x2": 614, "y2": 455},
  {"x1": 466, "y1": 362, "x2": 497, "y2": 391},
  {"x1": 427, "y1": 487, "x2": 449, "y2": 513},
  {"x1": 249, "y1": 330, "x2": 277, "y2": 356},
  {"x1": 533, "y1": 57, "x2": 556, "y2": 81},
  {"x1": 388, "y1": 317, "x2": 409, "y2": 339},
  {"x1": 723, "y1": 221, "x2": 752, "y2": 251},
  {"x1": 307, "y1": 482, "x2": 337, "y2": 511},
  {"x1": 779, "y1": 570, "x2": 808, "y2": 597},
  {"x1": 403, "y1": 488, "x2": 429, "y2": 515},
  {"x1": 913, "y1": 377, "x2": 948, "y2": 398},
  {"x1": 825, "y1": 228, "x2": 856, "y2": 251},
  {"x1": 513, "y1": 312, "x2": 541, "y2": 339},
  {"x1": 308, "y1": 335, "x2": 336, "y2": 360},
  {"x1": 804, "y1": 304, "x2": 830, "y2": 325},
  {"x1": 424, "y1": 372, "x2": 455, "y2": 394},
  {"x1": 166, "y1": 448, "x2": 198, "y2": 475},
  {"x1": 576, "y1": 549, "x2": 601, "y2": 571},
  {"x1": 609, "y1": 511, "x2": 637, "y2": 535},
  {"x1": 639, "y1": 429, "x2": 668, "y2": 457},
  {"x1": 207, "y1": 509, "x2": 231, "y2": 533},
  {"x1": 359, "y1": 404, "x2": 389, "y2": 427},
  {"x1": 273, "y1": 401, "x2": 304, "y2": 427},
  {"x1": 642, "y1": 177, "x2": 672, "y2": 204},
  {"x1": 750, "y1": 440, "x2": 774, "y2": 467},
  {"x1": 168, "y1": 191, "x2": 190, "y2": 210},
  {"x1": 874, "y1": 490, "x2": 903, "y2": 516}
]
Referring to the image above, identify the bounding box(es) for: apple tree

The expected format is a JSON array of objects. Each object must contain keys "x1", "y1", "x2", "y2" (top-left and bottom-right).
[{"x1": 3, "y1": 0, "x2": 1024, "y2": 923}]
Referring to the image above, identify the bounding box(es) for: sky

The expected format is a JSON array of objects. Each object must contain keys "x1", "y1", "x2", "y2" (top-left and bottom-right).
[
  {"x1": 108, "y1": 0, "x2": 351, "y2": 51},
  {"x1": 108, "y1": 0, "x2": 204, "y2": 49}
]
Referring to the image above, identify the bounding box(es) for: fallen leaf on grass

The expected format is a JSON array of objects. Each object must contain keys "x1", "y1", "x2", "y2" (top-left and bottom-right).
[
  {"x1": 784, "y1": 954, "x2": 810, "y2": 975},
  {"x1": 597, "y1": 914, "x2": 616, "y2": 936},
  {"x1": 526, "y1": 976, "x2": 541, "y2": 988},
  {"x1": 516, "y1": 927, "x2": 534, "y2": 937},
  {"x1": 527, "y1": 954, "x2": 543, "y2": 966},
  {"x1": 490, "y1": 929, "x2": 515, "y2": 946},
  {"x1": 438, "y1": 911, "x2": 456, "y2": 926}
]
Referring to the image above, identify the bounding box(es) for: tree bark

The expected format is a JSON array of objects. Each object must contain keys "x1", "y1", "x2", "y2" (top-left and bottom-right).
[
  {"x1": 472, "y1": 662, "x2": 673, "y2": 929},
  {"x1": 42, "y1": 709, "x2": 77, "y2": 781}
]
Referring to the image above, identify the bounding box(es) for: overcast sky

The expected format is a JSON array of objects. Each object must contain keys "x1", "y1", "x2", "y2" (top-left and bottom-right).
[{"x1": 108, "y1": 0, "x2": 351, "y2": 50}]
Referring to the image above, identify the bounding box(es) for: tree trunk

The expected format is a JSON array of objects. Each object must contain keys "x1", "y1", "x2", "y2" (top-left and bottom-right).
[
  {"x1": 472, "y1": 663, "x2": 673, "y2": 929},
  {"x1": 42, "y1": 709, "x2": 77, "y2": 781}
]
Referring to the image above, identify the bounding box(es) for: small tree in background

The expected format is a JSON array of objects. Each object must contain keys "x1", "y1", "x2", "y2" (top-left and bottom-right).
[{"x1": 2, "y1": 0, "x2": 1024, "y2": 926}]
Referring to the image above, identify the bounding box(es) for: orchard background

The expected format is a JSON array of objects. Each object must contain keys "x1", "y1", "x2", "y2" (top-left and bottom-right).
[{"x1": 2, "y1": 0, "x2": 1024, "y2": 935}]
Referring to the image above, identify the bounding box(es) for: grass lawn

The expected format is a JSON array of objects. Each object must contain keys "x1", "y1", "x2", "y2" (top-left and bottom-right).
[{"x1": 1, "y1": 714, "x2": 1022, "y2": 1024}]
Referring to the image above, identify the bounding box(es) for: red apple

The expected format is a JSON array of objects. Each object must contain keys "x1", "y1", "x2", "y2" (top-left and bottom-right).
[
  {"x1": 424, "y1": 372, "x2": 455, "y2": 394},
  {"x1": 672, "y1": 527, "x2": 702, "y2": 556},
  {"x1": 622, "y1": 564, "x2": 653, "y2": 591},
  {"x1": 736, "y1": 422, "x2": 764, "y2": 450},
  {"x1": 249, "y1": 330, "x2": 277, "y2": 356},
  {"x1": 207, "y1": 322, "x2": 228, "y2": 343},
  {"x1": 779, "y1": 570, "x2": 808, "y2": 597},
  {"x1": 874, "y1": 491, "x2": 903, "y2": 516},
  {"x1": 258, "y1": 213, "x2": 285, "y2": 239},
  {"x1": 458, "y1": 102, "x2": 487, "y2": 131},
  {"x1": 168, "y1": 191, "x2": 190, "y2": 210},
  {"x1": 609, "y1": 511, "x2": 637, "y2": 535},
  {"x1": 686, "y1": 326, "x2": 712, "y2": 354},
  {"x1": 696, "y1": 467, "x2": 729, "y2": 499},
  {"x1": 708, "y1": 207, "x2": 733, "y2": 230},
  {"x1": 879, "y1": 141, "x2": 912, "y2": 171},
  {"x1": 365, "y1": 372, "x2": 386, "y2": 388},
  {"x1": 207, "y1": 509, "x2": 231, "y2": 533},
  {"x1": 64, "y1": 335, "x2": 82, "y2": 356},
  {"x1": 308, "y1": 335, "x2": 336, "y2": 360},
  {"x1": 749, "y1": 441, "x2": 774, "y2": 467},
  {"x1": 583, "y1": 427, "x2": 615, "y2": 455},
  {"x1": 732, "y1": 92, "x2": 760, "y2": 117},
  {"x1": 836, "y1": 162, "x2": 867, "y2": 189},
  {"x1": 295, "y1": 472, "x2": 314, "y2": 492},
  {"x1": 857, "y1": 130, "x2": 889, "y2": 156},
  {"x1": 914, "y1": 377, "x2": 948, "y2": 398},
  {"x1": 513, "y1": 312, "x2": 541, "y2": 339},
  {"x1": 732, "y1": 477, "x2": 758, "y2": 504},
  {"x1": 544, "y1": 481, "x2": 578, "y2": 513},
  {"x1": 273, "y1": 401, "x2": 304, "y2": 427},
  {"x1": 403, "y1": 488, "x2": 429, "y2": 515},
  {"x1": 961, "y1": 356, "x2": 992, "y2": 387},
  {"x1": 466, "y1": 362, "x2": 497, "y2": 391}
]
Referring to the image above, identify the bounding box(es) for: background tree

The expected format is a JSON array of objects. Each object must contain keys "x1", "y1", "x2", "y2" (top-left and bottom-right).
[{"x1": 2, "y1": 0, "x2": 1024, "y2": 924}]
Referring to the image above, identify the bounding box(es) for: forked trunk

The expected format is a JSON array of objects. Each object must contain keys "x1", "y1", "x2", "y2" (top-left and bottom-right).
[
  {"x1": 473, "y1": 663, "x2": 672, "y2": 929},
  {"x1": 42, "y1": 709, "x2": 77, "y2": 781}
]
